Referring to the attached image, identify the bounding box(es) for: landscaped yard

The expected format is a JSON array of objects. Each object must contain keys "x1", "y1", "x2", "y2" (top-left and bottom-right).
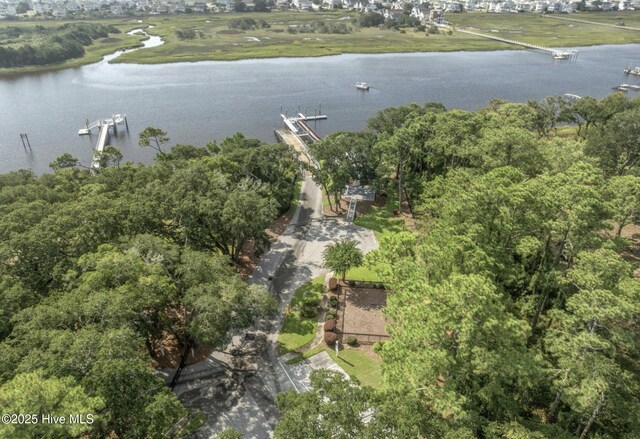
[
  {"x1": 353, "y1": 191, "x2": 406, "y2": 242},
  {"x1": 347, "y1": 189, "x2": 406, "y2": 282},
  {"x1": 291, "y1": 344, "x2": 383, "y2": 388},
  {"x1": 277, "y1": 276, "x2": 324, "y2": 354}
]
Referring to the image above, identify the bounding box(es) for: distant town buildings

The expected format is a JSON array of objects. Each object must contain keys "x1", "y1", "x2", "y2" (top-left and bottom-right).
[{"x1": 1, "y1": 0, "x2": 638, "y2": 21}]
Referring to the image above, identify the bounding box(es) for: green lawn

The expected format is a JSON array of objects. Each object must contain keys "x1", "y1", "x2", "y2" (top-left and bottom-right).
[
  {"x1": 353, "y1": 192, "x2": 406, "y2": 242},
  {"x1": 277, "y1": 276, "x2": 324, "y2": 354},
  {"x1": 290, "y1": 344, "x2": 383, "y2": 388},
  {"x1": 345, "y1": 264, "x2": 383, "y2": 283}
]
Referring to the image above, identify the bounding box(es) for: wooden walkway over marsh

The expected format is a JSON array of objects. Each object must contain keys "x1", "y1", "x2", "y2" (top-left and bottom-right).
[{"x1": 456, "y1": 28, "x2": 578, "y2": 59}]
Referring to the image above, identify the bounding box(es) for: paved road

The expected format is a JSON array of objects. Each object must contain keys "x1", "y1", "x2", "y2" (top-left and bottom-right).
[{"x1": 174, "y1": 175, "x2": 378, "y2": 438}]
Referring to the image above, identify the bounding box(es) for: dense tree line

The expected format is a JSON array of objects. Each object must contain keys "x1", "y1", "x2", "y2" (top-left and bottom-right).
[
  {"x1": 0, "y1": 134, "x2": 297, "y2": 437},
  {"x1": 0, "y1": 23, "x2": 119, "y2": 68},
  {"x1": 277, "y1": 94, "x2": 640, "y2": 438}
]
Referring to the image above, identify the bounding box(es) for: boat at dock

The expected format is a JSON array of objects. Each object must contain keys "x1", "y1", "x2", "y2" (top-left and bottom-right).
[
  {"x1": 356, "y1": 82, "x2": 370, "y2": 90},
  {"x1": 623, "y1": 67, "x2": 640, "y2": 76},
  {"x1": 552, "y1": 51, "x2": 572, "y2": 60},
  {"x1": 612, "y1": 84, "x2": 630, "y2": 92}
]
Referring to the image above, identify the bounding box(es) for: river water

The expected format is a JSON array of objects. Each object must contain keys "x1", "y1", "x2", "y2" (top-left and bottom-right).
[{"x1": 0, "y1": 40, "x2": 639, "y2": 174}]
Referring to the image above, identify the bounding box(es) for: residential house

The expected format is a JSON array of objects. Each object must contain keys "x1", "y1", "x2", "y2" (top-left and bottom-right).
[
  {"x1": 322, "y1": 0, "x2": 342, "y2": 8},
  {"x1": 383, "y1": 7, "x2": 404, "y2": 19},
  {"x1": 292, "y1": 0, "x2": 311, "y2": 9},
  {"x1": 410, "y1": 4, "x2": 430, "y2": 19},
  {"x1": 444, "y1": 1, "x2": 462, "y2": 11}
]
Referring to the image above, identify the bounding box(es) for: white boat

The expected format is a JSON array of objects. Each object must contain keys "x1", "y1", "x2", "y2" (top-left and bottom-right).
[
  {"x1": 78, "y1": 128, "x2": 90, "y2": 135},
  {"x1": 623, "y1": 67, "x2": 640, "y2": 76},
  {"x1": 356, "y1": 82, "x2": 370, "y2": 90},
  {"x1": 612, "y1": 84, "x2": 630, "y2": 92},
  {"x1": 552, "y1": 51, "x2": 571, "y2": 60}
]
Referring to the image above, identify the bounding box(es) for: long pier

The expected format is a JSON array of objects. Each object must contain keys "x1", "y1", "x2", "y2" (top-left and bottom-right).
[
  {"x1": 78, "y1": 114, "x2": 128, "y2": 170},
  {"x1": 456, "y1": 28, "x2": 578, "y2": 59},
  {"x1": 276, "y1": 113, "x2": 325, "y2": 168}
]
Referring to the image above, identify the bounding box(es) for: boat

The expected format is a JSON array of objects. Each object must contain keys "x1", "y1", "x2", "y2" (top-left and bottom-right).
[
  {"x1": 623, "y1": 67, "x2": 640, "y2": 76},
  {"x1": 563, "y1": 93, "x2": 582, "y2": 101},
  {"x1": 356, "y1": 82, "x2": 370, "y2": 90},
  {"x1": 78, "y1": 128, "x2": 90, "y2": 135},
  {"x1": 552, "y1": 51, "x2": 571, "y2": 60},
  {"x1": 612, "y1": 84, "x2": 630, "y2": 92}
]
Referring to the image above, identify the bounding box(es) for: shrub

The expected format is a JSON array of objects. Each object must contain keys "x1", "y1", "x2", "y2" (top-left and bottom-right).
[
  {"x1": 325, "y1": 314, "x2": 335, "y2": 321},
  {"x1": 324, "y1": 320, "x2": 335, "y2": 331},
  {"x1": 346, "y1": 336, "x2": 358, "y2": 346},
  {"x1": 373, "y1": 341, "x2": 385, "y2": 353},
  {"x1": 326, "y1": 309, "x2": 337, "y2": 317},
  {"x1": 329, "y1": 296, "x2": 338, "y2": 307},
  {"x1": 301, "y1": 295, "x2": 319, "y2": 318},
  {"x1": 301, "y1": 306, "x2": 317, "y2": 318},
  {"x1": 324, "y1": 331, "x2": 337, "y2": 346},
  {"x1": 175, "y1": 28, "x2": 196, "y2": 40}
]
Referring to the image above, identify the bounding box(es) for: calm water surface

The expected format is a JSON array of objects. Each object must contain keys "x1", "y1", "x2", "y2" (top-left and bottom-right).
[{"x1": 1, "y1": 43, "x2": 639, "y2": 174}]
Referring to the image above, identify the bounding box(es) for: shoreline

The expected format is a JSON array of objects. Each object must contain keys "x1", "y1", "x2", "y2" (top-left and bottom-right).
[
  {"x1": 2, "y1": 11, "x2": 640, "y2": 75},
  {"x1": 4, "y1": 40, "x2": 640, "y2": 76}
]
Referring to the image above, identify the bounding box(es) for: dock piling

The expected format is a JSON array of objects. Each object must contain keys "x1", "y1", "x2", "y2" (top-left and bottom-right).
[{"x1": 19, "y1": 133, "x2": 32, "y2": 150}]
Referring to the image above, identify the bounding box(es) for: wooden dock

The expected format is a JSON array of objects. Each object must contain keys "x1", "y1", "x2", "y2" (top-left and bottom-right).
[
  {"x1": 456, "y1": 28, "x2": 578, "y2": 59},
  {"x1": 78, "y1": 114, "x2": 128, "y2": 171},
  {"x1": 276, "y1": 112, "x2": 325, "y2": 168}
]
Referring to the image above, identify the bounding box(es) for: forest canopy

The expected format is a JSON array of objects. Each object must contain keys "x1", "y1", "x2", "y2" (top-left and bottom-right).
[
  {"x1": 1, "y1": 93, "x2": 639, "y2": 438},
  {"x1": 277, "y1": 94, "x2": 640, "y2": 439},
  {"x1": 0, "y1": 23, "x2": 120, "y2": 68},
  {"x1": 0, "y1": 134, "x2": 296, "y2": 437}
]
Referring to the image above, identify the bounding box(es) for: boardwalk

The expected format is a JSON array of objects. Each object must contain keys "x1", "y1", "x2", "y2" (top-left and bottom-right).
[
  {"x1": 78, "y1": 114, "x2": 127, "y2": 171},
  {"x1": 456, "y1": 28, "x2": 578, "y2": 59},
  {"x1": 276, "y1": 113, "x2": 324, "y2": 169},
  {"x1": 91, "y1": 124, "x2": 110, "y2": 169},
  {"x1": 274, "y1": 130, "x2": 314, "y2": 166}
]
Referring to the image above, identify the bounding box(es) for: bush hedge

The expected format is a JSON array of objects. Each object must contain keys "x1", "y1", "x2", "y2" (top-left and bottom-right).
[
  {"x1": 324, "y1": 332, "x2": 337, "y2": 346},
  {"x1": 324, "y1": 320, "x2": 336, "y2": 331}
]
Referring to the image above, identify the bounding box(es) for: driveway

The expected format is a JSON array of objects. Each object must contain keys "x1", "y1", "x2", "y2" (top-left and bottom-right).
[{"x1": 174, "y1": 175, "x2": 378, "y2": 438}]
